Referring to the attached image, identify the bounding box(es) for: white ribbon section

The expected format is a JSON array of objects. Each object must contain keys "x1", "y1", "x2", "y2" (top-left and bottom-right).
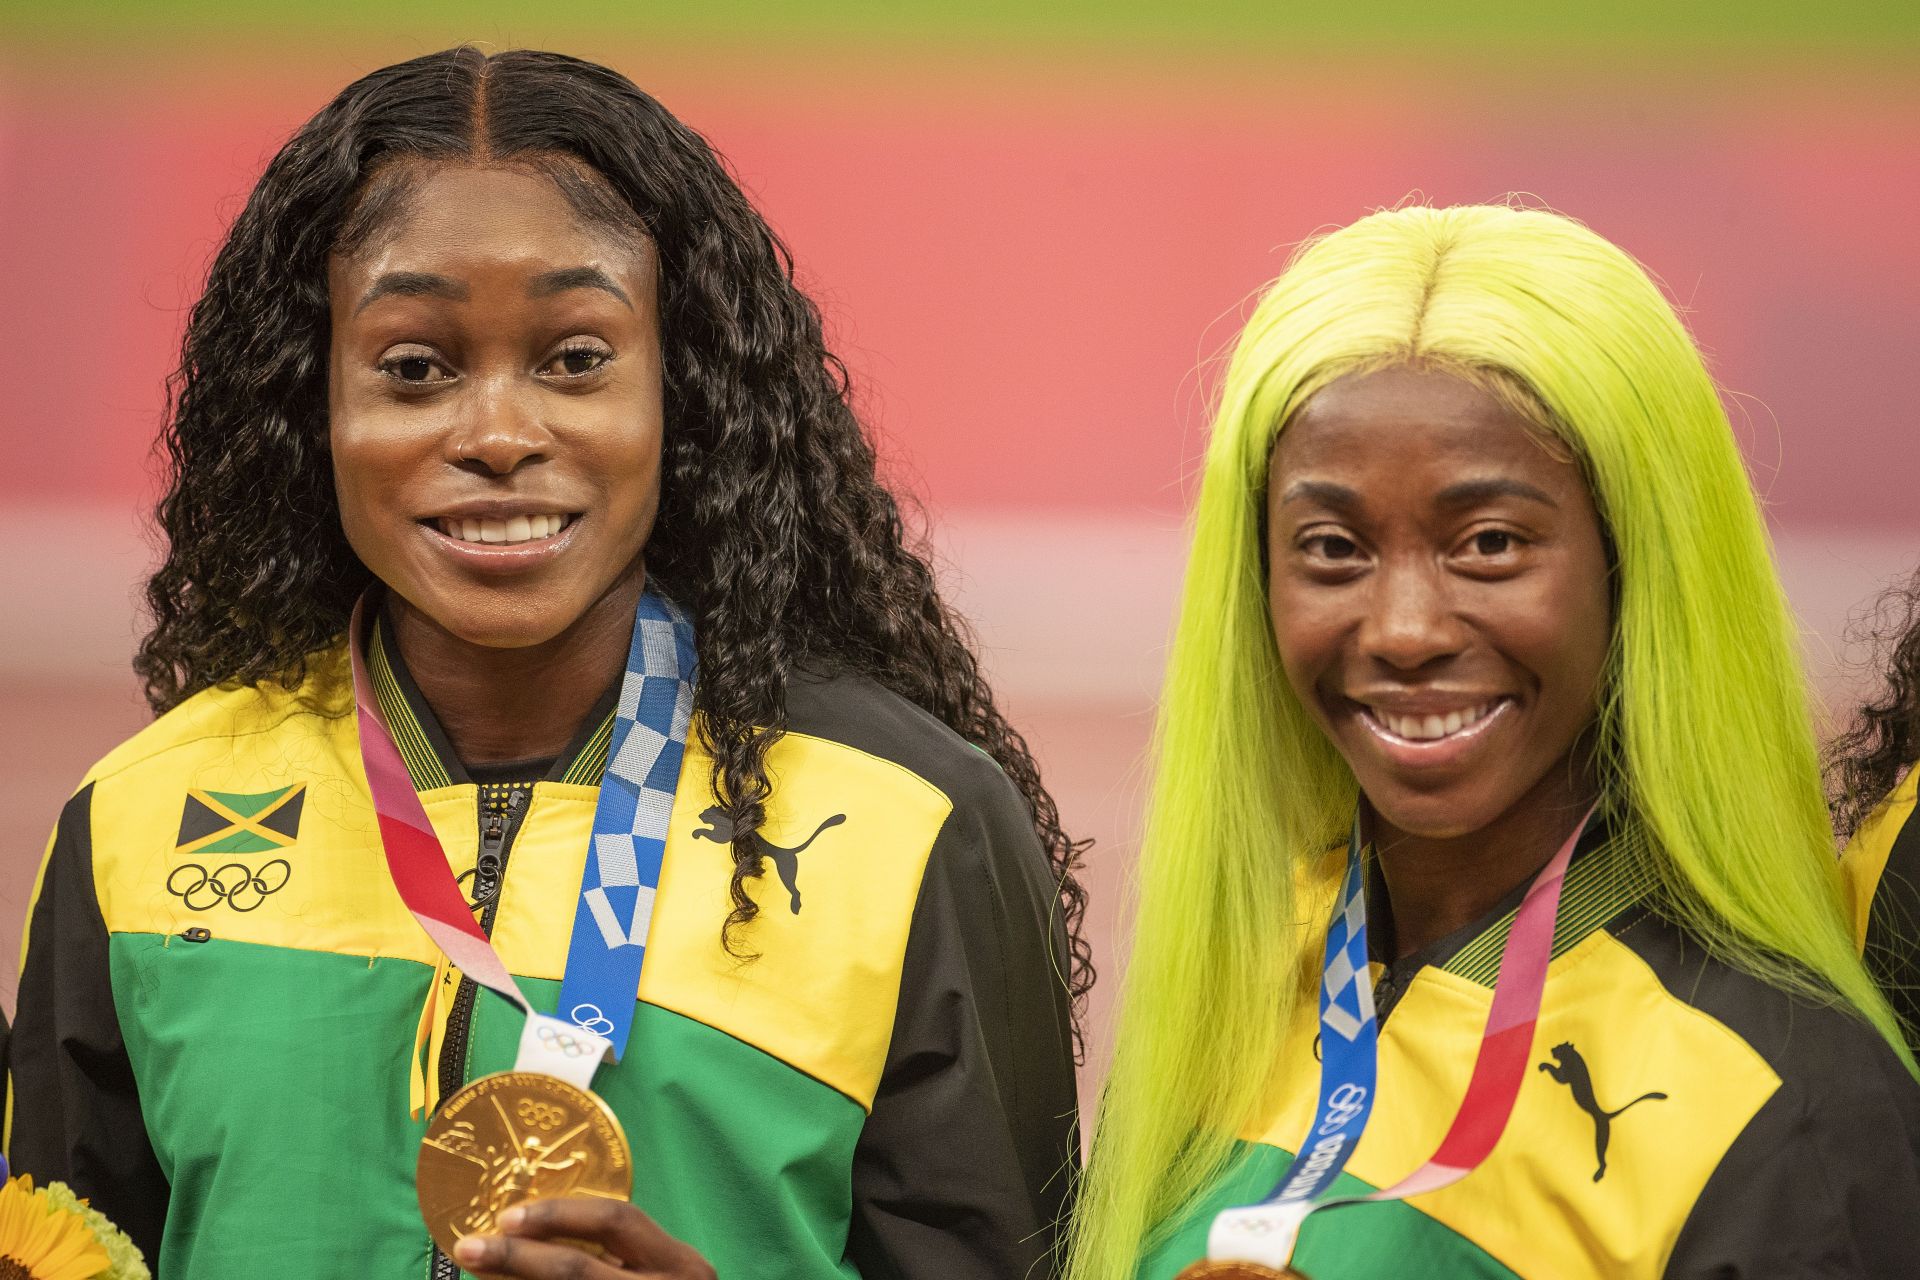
[
  {"x1": 1206, "y1": 1202, "x2": 1314, "y2": 1270},
  {"x1": 512, "y1": 1011, "x2": 613, "y2": 1093}
]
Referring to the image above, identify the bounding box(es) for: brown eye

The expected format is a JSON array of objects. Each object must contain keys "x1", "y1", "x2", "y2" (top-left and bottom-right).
[
  {"x1": 1473, "y1": 530, "x2": 1515, "y2": 556},
  {"x1": 540, "y1": 342, "x2": 612, "y2": 379},
  {"x1": 1311, "y1": 534, "x2": 1359, "y2": 560},
  {"x1": 378, "y1": 349, "x2": 452, "y2": 385}
]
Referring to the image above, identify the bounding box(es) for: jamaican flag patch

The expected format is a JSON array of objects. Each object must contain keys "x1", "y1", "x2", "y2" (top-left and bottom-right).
[{"x1": 176, "y1": 784, "x2": 306, "y2": 855}]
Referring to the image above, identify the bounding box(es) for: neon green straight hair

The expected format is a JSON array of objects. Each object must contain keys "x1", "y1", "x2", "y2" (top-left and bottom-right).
[{"x1": 1068, "y1": 204, "x2": 1916, "y2": 1279}]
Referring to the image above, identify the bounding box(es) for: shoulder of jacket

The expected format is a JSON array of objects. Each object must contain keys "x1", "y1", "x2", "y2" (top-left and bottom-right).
[
  {"x1": 781, "y1": 668, "x2": 1016, "y2": 814},
  {"x1": 81, "y1": 645, "x2": 354, "y2": 794},
  {"x1": 1611, "y1": 910, "x2": 1910, "y2": 1089}
]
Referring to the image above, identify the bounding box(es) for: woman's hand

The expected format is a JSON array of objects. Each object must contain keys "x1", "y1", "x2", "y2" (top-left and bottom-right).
[{"x1": 452, "y1": 1198, "x2": 717, "y2": 1279}]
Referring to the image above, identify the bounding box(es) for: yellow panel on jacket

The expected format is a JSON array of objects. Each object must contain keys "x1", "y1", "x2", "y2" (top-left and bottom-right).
[
  {"x1": 81, "y1": 664, "x2": 949, "y2": 1116},
  {"x1": 1245, "y1": 926, "x2": 1781, "y2": 1278}
]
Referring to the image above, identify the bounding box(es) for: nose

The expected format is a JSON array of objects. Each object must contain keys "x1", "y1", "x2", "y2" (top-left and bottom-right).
[
  {"x1": 1357, "y1": 556, "x2": 1469, "y2": 671},
  {"x1": 446, "y1": 380, "x2": 551, "y2": 476}
]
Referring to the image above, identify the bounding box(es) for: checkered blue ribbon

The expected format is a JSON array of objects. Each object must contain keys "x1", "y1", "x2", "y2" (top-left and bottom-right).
[
  {"x1": 555, "y1": 589, "x2": 696, "y2": 1059},
  {"x1": 1264, "y1": 814, "x2": 1378, "y2": 1207}
]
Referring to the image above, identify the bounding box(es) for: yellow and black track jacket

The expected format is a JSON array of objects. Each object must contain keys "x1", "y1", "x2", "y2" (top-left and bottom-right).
[
  {"x1": 1140, "y1": 827, "x2": 1920, "y2": 1279},
  {"x1": 5, "y1": 625, "x2": 1079, "y2": 1280}
]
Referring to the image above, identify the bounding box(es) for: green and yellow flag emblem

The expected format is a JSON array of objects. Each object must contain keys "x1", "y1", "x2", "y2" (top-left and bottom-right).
[{"x1": 175, "y1": 784, "x2": 306, "y2": 855}]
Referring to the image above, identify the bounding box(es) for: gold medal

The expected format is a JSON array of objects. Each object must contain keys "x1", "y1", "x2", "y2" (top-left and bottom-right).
[
  {"x1": 418, "y1": 1071, "x2": 633, "y2": 1256},
  {"x1": 1173, "y1": 1263, "x2": 1310, "y2": 1279}
]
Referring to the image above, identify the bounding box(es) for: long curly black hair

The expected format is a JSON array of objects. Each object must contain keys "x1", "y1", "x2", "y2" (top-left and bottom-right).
[
  {"x1": 1829, "y1": 564, "x2": 1920, "y2": 841},
  {"x1": 136, "y1": 46, "x2": 1092, "y2": 1034}
]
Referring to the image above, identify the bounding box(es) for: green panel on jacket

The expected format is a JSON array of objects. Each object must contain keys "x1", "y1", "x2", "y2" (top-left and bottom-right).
[
  {"x1": 1136, "y1": 1143, "x2": 1519, "y2": 1280},
  {"x1": 111, "y1": 935, "x2": 863, "y2": 1280}
]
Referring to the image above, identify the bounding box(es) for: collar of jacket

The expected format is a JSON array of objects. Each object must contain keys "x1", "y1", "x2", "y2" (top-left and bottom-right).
[
  {"x1": 364, "y1": 607, "x2": 620, "y2": 792},
  {"x1": 1365, "y1": 815, "x2": 1656, "y2": 992}
]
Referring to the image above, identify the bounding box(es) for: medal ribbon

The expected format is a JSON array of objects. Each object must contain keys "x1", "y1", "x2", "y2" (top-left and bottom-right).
[
  {"x1": 1201, "y1": 808, "x2": 1590, "y2": 1272},
  {"x1": 348, "y1": 589, "x2": 696, "y2": 1110},
  {"x1": 554, "y1": 592, "x2": 696, "y2": 1056}
]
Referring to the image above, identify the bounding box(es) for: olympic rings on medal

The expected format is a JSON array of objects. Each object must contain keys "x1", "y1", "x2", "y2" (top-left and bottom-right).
[
  {"x1": 166, "y1": 859, "x2": 292, "y2": 913},
  {"x1": 515, "y1": 1098, "x2": 567, "y2": 1131},
  {"x1": 569, "y1": 1003, "x2": 617, "y2": 1037}
]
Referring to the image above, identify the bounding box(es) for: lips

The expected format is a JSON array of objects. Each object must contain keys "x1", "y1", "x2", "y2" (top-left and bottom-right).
[
  {"x1": 414, "y1": 506, "x2": 585, "y2": 576},
  {"x1": 1347, "y1": 695, "x2": 1517, "y2": 768}
]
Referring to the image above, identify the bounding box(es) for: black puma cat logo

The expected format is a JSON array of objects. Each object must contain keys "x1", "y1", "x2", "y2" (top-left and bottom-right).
[
  {"x1": 691, "y1": 807, "x2": 846, "y2": 914},
  {"x1": 1538, "y1": 1042, "x2": 1667, "y2": 1182}
]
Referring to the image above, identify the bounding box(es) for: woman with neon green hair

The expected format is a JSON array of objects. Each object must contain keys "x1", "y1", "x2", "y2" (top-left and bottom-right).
[{"x1": 1071, "y1": 204, "x2": 1920, "y2": 1280}]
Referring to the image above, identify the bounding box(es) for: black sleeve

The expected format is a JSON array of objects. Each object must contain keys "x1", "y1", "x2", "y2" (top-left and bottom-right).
[
  {"x1": 1665, "y1": 1041, "x2": 1920, "y2": 1279},
  {"x1": 1863, "y1": 804, "x2": 1920, "y2": 1050},
  {"x1": 846, "y1": 763, "x2": 1081, "y2": 1280},
  {"x1": 6, "y1": 784, "x2": 169, "y2": 1260}
]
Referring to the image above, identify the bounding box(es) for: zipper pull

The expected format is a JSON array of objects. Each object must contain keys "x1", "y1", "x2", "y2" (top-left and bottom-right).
[{"x1": 472, "y1": 806, "x2": 508, "y2": 907}]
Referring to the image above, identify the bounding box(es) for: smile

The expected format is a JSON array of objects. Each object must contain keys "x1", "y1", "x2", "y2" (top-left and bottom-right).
[
  {"x1": 1362, "y1": 699, "x2": 1510, "y2": 743},
  {"x1": 429, "y1": 513, "x2": 577, "y2": 546},
  {"x1": 1349, "y1": 696, "x2": 1517, "y2": 768}
]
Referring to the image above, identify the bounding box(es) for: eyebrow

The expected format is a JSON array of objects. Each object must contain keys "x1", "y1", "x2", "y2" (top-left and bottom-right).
[
  {"x1": 353, "y1": 266, "x2": 633, "y2": 314},
  {"x1": 528, "y1": 266, "x2": 632, "y2": 308},
  {"x1": 354, "y1": 271, "x2": 469, "y2": 313},
  {"x1": 1277, "y1": 479, "x2": 1361, "y2": 509},
  {"x1": 1433, "y1": 477, "x2": 1559, "y2": 509}
]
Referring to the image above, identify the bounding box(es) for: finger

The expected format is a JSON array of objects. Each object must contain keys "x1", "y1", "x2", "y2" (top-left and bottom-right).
[
  {"x1": 453, "y1": 1231, "x2": 627, "y2": 1280},
  {"x1": 501, "y1": 1196, "x2": 705, "y2": 1272}
]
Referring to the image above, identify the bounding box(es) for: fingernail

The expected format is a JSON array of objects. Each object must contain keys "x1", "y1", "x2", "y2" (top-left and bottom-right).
[
  {"x1": 498, "y1": 1206, "x2": 526, "y2": 1232},
  {"x1": 453, "y1": 1236, "x2": 490, "y2": 1266}
]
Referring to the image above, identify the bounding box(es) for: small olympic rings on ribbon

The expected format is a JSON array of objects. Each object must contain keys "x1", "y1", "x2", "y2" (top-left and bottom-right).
[
  {"x1": 166, "y1": 860, "x2": 292, "y2": 913},
  {"x1": 569, "y1": 1003, "x2": 618, "y2": 1037},
  {"x1": 537, "y1": 1022, "x2": 601, "y2": 1059}
]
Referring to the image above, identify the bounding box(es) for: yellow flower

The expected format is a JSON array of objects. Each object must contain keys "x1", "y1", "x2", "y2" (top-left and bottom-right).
[{"x1": 0, "y1": 1176, "x2": 110, "y2": 1280}]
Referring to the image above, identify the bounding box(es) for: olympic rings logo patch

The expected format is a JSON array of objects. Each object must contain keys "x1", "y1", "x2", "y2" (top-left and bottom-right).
[
  {"x1": 568, "y1": 1003, "x2": 617, "y2": 1037},
  {"x1": 166, "y1": 860, "x2": 292, "y2": 913}
]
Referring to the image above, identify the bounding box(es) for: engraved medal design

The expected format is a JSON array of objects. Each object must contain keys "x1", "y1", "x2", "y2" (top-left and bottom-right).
[
  {"x1": 418, "y1": 1072, "x2": 633, "y2": 1257},
  {"x1": 1175, "y1": 1264, "x2": 1309, "y2": 1280}
]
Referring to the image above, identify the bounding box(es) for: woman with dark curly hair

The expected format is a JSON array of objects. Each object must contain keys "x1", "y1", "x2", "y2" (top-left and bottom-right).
[
  {"x1": 1833, "y1": 568, "x2": 1920, "y2": 1051},
  {"x1": 5, "y1": 47, "x2": 1086, "y2": 1280}
]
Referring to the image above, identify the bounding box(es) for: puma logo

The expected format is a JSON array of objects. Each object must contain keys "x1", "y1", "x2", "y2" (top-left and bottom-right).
[
  {"x1": 1538, "y1": 1042, "x2": 1667, "y2": 1182},
  {"x1": 691, "y1": 806, "x2": 846, "y2": 914}
]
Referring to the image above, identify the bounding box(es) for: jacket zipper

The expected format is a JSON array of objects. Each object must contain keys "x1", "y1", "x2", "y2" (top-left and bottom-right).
[{"x1": 429, "y1": 783, "x2": 532, "y2": 1280}]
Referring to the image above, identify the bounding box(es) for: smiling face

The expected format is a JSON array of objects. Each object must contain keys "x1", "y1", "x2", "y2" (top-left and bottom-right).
[
  {"x1": 327, "y1": 161, "x2": 663, "y2": 650},
  {"x1": 1266, "y1": 364, "x2": 1613, "y2": 843}
]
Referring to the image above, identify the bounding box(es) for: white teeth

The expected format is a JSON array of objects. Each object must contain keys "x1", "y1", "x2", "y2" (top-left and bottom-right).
[
  {"x1": 1375, "y1": 701, "x2": 1500, "y2": 741},
  {"x1": 436, "y1": 514, "x2": 570, "y2": 545}
]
